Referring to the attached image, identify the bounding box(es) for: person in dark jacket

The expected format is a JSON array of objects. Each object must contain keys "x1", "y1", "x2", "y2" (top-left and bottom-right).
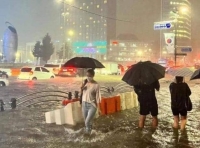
[
  {"x1": 134, "y1": 80, "x2": 160, "y2": 128},
  {"x1": 169, "y1": 76, "x2": 191, "y2": 131}
]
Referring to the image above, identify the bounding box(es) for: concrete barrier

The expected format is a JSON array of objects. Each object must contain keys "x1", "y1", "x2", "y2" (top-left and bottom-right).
[
  {"x1": 45, "y1": 101, "x2": 100, "y2": 126},
  {"x1": 118, "y1": 92, "x2": 138, "y2": 110},
  {"x1": 118, "y1": 93, "x2": 126, "y2": 110},
  {"x1": 55, "y1": 108, "x2": 66, "y2": 125},
  {"x1": 45, "y1": 110, "x2": 55, "y2": 124}
]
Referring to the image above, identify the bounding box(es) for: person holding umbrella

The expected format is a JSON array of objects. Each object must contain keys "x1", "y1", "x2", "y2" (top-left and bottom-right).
[
  {"x1": 122, "y1": 61, "x2": 165, "y2": 129},
  {"x1": 169, "y1": 76, "x2": 191, "y2": 131},
  {"x1": 134, "y1": 80, "x2": 160, "y2": 128},
  {"x1": 81, "y1": 69, "x2": 101, "y2": 134}
]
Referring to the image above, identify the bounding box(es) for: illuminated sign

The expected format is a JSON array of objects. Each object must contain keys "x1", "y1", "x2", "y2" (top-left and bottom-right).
[{"x1": 73, "y1": 41, "x2": 107, "y2": 54}]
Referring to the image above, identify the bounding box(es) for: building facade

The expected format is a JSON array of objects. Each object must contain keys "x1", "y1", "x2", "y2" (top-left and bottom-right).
[
  {"x1": 162, "y1": 0, "x2": 192, "y2": 49},
  {"x1": 60, "y1": 0, "x2": 116, "y2": 59},
  {"x1": 108, "y1": 40, "x2": 155, "y2": 63}
]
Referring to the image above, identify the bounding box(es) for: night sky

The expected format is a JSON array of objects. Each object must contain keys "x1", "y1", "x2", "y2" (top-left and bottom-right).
[{"x1": 0, "y1": 0, "x2": 199, "y2": 46}]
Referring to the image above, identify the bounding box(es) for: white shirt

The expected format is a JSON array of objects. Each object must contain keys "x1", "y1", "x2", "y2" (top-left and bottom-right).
[{"x1": 82, "y1": 81, "x2": 101, "y2": 108}]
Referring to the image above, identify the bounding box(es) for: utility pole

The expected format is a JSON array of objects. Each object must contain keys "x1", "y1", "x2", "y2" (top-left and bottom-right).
[
  {"x1": 160, "y1": 0, "x2": 163, "y2": 59},
  {"x1": 174, "y1": 19, "x2": 177, "y2": 66},
  {"x1": 62, "y1": 0, "x2": 66, "y2": 62}
]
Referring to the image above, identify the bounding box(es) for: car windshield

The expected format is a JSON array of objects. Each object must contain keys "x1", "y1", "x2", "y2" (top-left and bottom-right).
[
  {"x1": 44, "y1": 64, "x2": 59, "y2": 68},
  {"x1": 21, "y1": 68, "x2": 32, "y2": 72}
]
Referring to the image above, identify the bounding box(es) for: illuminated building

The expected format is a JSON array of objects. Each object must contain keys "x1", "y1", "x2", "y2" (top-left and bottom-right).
[
  {"x1": 162, "y1": 0, "x2": 191, "y2": 48},
  {"x1": 108, "y1": 40, "x2": 154, "y2": 62},
  {"x1": 60, "y1": 0, "x2": 116, "y2": 59}
]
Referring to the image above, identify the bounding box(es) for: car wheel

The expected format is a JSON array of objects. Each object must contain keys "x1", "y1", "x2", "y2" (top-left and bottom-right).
[
  {"x1": 50, "y1": 76, "x2": 54, "y2": 79},
  {"x1": 0, "y1": 82, "x2": 5, "y2": 87},
  {"x1": 32, "y1": 77, "x2": 37, "y2": 81}
]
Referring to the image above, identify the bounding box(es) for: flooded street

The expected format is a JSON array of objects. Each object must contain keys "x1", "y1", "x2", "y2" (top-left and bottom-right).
[{"x1": 0, "y1": 75, "x2": 200, "y2": 148}]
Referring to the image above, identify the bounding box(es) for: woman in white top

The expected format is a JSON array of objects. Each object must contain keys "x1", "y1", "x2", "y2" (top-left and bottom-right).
[{"x1": 81, "y1": 69, "x2": 101, "y2": 134}]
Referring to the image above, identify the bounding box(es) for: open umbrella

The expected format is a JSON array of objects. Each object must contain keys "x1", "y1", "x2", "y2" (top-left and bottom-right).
[
  {"x1": 122, "y1": 61, "x2": 165, "y2": 86},
  {"x1": 167, "y1": 67, "x2": 195, "y2": 77},
  {"x1": 190, "y1": 69, "x2": 200, "y2": 80},
  {"x1": 63, "y1": 57, "x2": 105, "y2": 69}
]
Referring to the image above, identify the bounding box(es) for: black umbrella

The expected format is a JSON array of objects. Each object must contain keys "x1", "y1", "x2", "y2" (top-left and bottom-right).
[
  {"x1": 190, "y1": 69, "x2": 200, "y2": 80},
  {"x1": 122, "y1": 61, "x2": 165, "y2": 86},
  {"x1": 63, "y1": 57, "x2": 105, "y2": 69}
]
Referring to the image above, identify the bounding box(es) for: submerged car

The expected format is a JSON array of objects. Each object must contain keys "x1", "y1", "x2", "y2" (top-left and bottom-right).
[
  {"x1": 44, "y1": 63, "x2": 64, "y2": 75},
  {"x1": 0, "y1": 78, "x2": 9, "y2": 86},
  {"x1": 0, "y1": 70, "x2": 9, "y2": 78},
  {"x1": 18, "y1": 66, "x2": 55, "y2": 80}
]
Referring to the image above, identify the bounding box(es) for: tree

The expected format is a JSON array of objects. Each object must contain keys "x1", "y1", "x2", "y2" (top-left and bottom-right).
[
  {"x1": 32, "y1": 41, "x2": 42, "y2": 64},
  {"x1": 41, "y1": 33, "x2": 54, "y2": 63},
  {"x1": 56, "y1": 42, "x2": 72, "y2": 60}
]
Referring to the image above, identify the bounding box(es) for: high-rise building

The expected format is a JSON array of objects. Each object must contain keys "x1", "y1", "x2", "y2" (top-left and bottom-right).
[
  {"x1": 162, "y1": 0, "x2": 192, "y2": 48},
  {"x1": 60, "y1": 0, "x2": 116, "y2": 59}
]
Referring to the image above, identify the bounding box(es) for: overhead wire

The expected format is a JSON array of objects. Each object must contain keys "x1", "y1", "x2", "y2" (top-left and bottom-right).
[{"x1": 62, "y1": 2, "x2": 135, "y2": 23}]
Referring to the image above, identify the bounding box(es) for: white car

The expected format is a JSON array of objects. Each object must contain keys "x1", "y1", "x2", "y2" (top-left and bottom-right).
[
  {"x1": 0, "y1": 78, "x2": 9, "y2": 86},
  {"x1": 18, "y1": 66, "x2": 55, "y2": 80},
  {"x1": 44, "y1": 63, "x2": 64, "y2": 75}
]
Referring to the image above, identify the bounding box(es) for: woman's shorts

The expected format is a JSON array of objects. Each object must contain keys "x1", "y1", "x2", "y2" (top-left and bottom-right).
[{"x1": 171, "y1": 107, "x2": 187, "y2": 116}]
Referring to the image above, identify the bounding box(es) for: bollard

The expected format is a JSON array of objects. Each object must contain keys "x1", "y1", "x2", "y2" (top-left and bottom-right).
[
  {"x1": 74, "y1": 91, "x2": 79, "y2": 99},
  {"x1": 68, "y1": 92, "x2": 72, "y2": 100},
  {"x1": 0, "y1": 100, "x2": 5, "y2": 111},
  {"x1": 10, "y1": 98, "x2": 17, "y2": 109}
]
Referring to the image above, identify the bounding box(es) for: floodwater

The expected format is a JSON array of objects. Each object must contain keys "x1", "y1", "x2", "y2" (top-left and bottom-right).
[{"x1": 0, "y1": 76, "x2": 200, "y2": 148}]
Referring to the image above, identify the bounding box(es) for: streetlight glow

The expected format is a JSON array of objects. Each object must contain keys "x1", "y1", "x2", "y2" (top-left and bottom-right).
[
  {"x1": 68, "y1": 30, "x2": 74, "y2": 36},
  {"x1": 137, "y1": 51, "x2": 143, "y2": 56},
  {"x1": 180, "y1": 6, "x2": 189, "y2": 14}
]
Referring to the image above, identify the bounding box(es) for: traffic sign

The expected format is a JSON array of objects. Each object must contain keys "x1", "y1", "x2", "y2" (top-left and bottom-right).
[
  {"x1": 154, "y1": 21, "x2": 172, "y2": 30},
  {"x1": 176, "y1": 53, "x2": 187, "y2": 56},
  {"x1": 181, "y1": 47, "x2": 192, "y2": 52}
]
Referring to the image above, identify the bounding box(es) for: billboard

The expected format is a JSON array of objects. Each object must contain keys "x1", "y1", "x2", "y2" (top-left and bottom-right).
[{"x1": 73, "y1": 41, "x2": 107, "y2": 54}]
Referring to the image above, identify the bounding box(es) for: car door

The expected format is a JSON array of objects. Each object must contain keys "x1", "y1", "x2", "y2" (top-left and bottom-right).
[
  {"x1": 34, "y1": 67, "x2": 42, "y2": 79},
  {"x1": 41, "y1": 67, "x2": 51, "y2": 79}
]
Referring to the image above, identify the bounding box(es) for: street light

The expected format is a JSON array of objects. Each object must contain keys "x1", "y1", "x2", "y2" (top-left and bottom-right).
[{"x1": 68, "y1": 30, "x2": 74, "y2": 36}]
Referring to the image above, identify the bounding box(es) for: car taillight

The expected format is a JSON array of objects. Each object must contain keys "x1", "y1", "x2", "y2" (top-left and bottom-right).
[{"x1": 29, "y1": 71, "x2": 33, "y2": 75}]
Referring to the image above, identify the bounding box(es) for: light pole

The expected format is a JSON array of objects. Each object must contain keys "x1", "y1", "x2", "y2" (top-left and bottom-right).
[{"x1": 62, "y1": 0, "x2": 66, "y2": 62}]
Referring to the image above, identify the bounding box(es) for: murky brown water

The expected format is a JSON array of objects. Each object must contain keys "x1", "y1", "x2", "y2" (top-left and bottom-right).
[{"x1": 0, "y1": 76, "x2": 200, "y2": 148}]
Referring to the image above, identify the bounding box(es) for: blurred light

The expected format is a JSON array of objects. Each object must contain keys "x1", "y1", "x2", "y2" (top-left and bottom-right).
[
  {"x1": 15, "y1": 52, "x2": 20, "y2": 57},
  {"x1": 68, "y1": 30, "x2": 74, "y2": 36},
  {"x1": 180, "y1": 6, "x2": 189, "y2": 14},
  {"x1": 137, "y1": 51, "x2": 143, "y2": 56}
]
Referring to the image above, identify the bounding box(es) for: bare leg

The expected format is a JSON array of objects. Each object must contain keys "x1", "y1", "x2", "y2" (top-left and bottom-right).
[
  {"x1": 180, "y1": 116, "x2": 187, "y2": 131},
  {"x1": 139, "y1": 115, "x2": 146, "y2": 128},
  {"x1": 173, "y1": 116, "x2": 179, "y2": 129},
  {"x1": 152, "y1": 116, "x2": 158, "y2": 128}
]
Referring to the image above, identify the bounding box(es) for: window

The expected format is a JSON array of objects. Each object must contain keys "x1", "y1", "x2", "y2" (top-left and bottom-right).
[
  {"x1": 44, "y1": 64, "x2": 58, "y2": 68},
  {"x1": 41, "y1": 67, "x2": 49, "y2": 72},
  {"x1": 35, "y1": 67, "x2": 41, "y2": 72},
  {"x1": 21, "y1": 68, "x2": 32, "y2": 72}
]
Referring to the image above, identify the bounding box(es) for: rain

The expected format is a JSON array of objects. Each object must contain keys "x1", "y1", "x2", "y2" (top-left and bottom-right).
[{"x1": 0, "y1": 0, "x2": 200, "y2": 148}]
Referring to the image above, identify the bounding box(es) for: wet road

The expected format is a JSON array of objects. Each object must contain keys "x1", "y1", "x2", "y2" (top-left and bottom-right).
[{"x1": 0, "y1": 75, "x2": 200, "y2": 148}]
